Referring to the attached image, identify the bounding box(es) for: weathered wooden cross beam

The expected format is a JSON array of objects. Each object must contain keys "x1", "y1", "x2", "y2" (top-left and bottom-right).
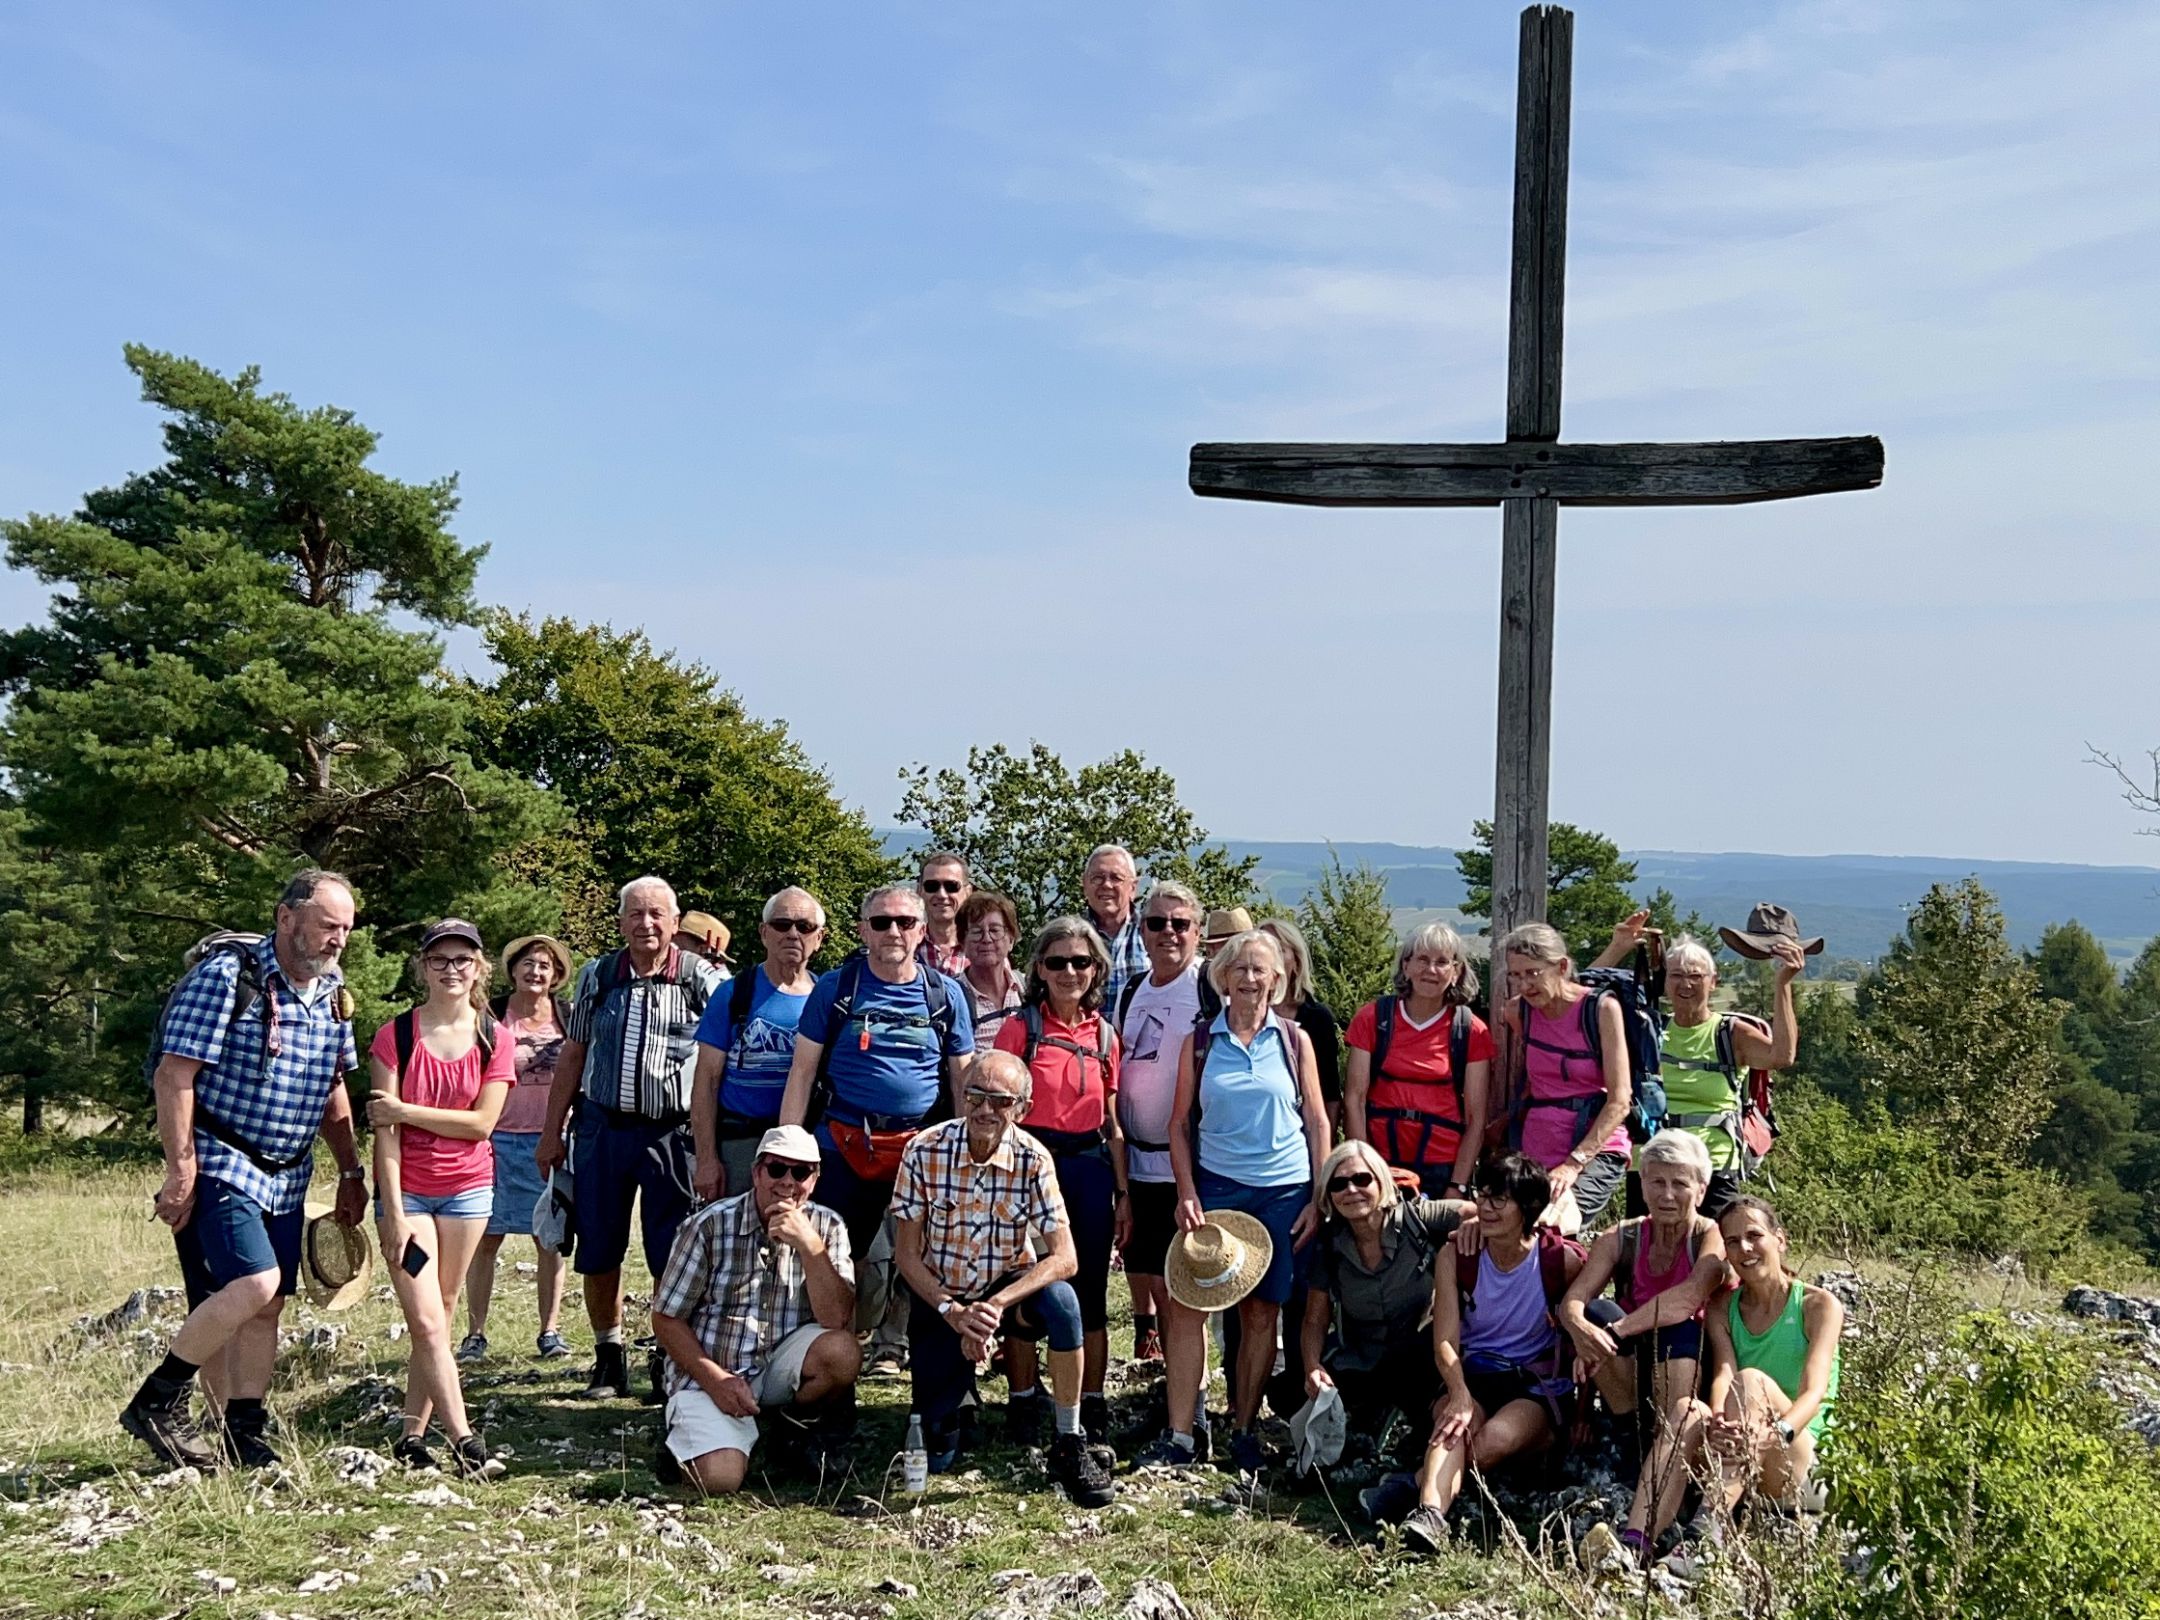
[{"x1": 1188, "y1": 5, "x2": 1883, "y2": 944}]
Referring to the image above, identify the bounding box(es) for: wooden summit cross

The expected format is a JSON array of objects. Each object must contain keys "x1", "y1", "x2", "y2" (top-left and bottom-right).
[{"x1": 1189, "y1": 5, "x2": 1882, "y2": 942}]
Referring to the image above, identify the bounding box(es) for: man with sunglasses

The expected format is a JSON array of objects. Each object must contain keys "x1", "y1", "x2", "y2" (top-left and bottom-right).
[
  {"x1": 692, "y1": 888, "x2": 828, "y2": 1203},
  {"x1": 1110, "y1": 880, "x2": 1219, "y2": 1373},
  {"x1": 891, "y1": 1051, "x2": 1116, "y2": 1506},
  {"x1": 915, "y1": 852, "x2": 972, "y2": 976},
  {"x1": 779, "y1": 885, "x2": 976, "y2": 1256},
  {"x1": 651, "y1": 1125, "x2": 859, "y2": 1492}
]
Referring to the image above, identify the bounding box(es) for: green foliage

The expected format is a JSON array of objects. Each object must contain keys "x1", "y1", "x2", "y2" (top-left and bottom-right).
[
  {"x1": 1812, "y1": 1311, "x2": 2160, "y2": 1620},
  {"x1": 896, "y1": 743, "x2": 1257, "y2": 937},
  {"x1": 466, "y1": 614, "x2": 893, "y2": 965},
  {"x1": 0, "y1": 347, "x2": 553, "y2": 929},
  {"x1": 1795, "y1": 982, "x2": 1867, "y2": 1109},
  {"x1": 1456, "y1": 820, "x2": 1713, "y2": 962},
  {"x1": 1295, "y1": 850, "x2": 1396, "y2": 1027},
  {"x1": 1857, "y1": 879, "x2": 2062, "y2": 1172}
]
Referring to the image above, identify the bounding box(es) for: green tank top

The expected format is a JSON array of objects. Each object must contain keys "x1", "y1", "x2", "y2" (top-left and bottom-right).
[
  {"x1": 1728, "y1": 1279, "x2": 1837, "y2": 1440},
  {"x1": 1644, "y1": 1017, "x2": 1739, "y2": 1169}
]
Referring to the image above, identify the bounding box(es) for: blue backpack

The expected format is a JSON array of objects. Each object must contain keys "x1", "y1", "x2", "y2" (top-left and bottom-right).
[{"x1": 1515, "y1": 944, "x2": 1668, "y2": 1147}]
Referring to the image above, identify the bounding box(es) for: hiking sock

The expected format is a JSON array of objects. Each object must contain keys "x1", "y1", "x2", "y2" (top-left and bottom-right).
[
  {"x1": 595, "y1": 1327, "x2": 624, "y2": 1346},
  {"x1": 135, "y1": 1350, "x2": 200, "y2": 1407},
  {"x1": 1055, "y1": 1402, "x2": 1083, "y2": 1437},
  {"x1": 223, "y1": 1397, "x2": 266, "y2": 1431},
  {"x1": 1167, "y1": 1430, "x2": 1196, "y2": 1456}
]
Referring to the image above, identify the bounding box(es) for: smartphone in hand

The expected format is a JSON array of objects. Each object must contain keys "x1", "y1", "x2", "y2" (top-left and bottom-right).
[{"x1": 401, "y1": 1236, "x2": 429, "y2": 1277}]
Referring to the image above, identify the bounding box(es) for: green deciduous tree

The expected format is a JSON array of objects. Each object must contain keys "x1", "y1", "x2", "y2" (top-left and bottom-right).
[
  {"x1": 467, "y1": 614, "x2": 892, "y2": 964},
  {"x1": 1857, "y1": 879, "x2": 2063, "y2": 1173},
  {"x1": 0, "y1": 346, "x2": 555, "y2": 935},
  {"x1": 1296, "y1": 851, "x2": 1397, "y2": 1027},
  {"x1": 1456, "y1": 821, "x2": 1715, "y2": 963},
  {"x1": 896, "y1": 743, "x2": 1258, "y2": 938}
]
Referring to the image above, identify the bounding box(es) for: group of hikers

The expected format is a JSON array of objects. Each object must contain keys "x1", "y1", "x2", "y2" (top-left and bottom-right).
[{"x1": 123, "y1": 849, "x2": 1843, "y2": 1572}]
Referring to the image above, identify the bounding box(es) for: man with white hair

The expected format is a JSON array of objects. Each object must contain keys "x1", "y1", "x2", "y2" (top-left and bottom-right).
[
  {"x1": 540, "y1": 876, "x2": 723, "y2": 1399},
  {"x1": 1082, "y1": 845, "x2": 1150, "y2": 1011}
]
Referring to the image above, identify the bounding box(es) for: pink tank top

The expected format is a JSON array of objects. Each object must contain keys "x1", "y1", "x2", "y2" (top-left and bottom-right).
[{"x1": 1620, "y1": 1219, "x2": 1703, "y2": 1320}]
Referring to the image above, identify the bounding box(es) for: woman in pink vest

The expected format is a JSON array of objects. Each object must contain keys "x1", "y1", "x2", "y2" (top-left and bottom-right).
[{"x1": 1494, "y1": 922, "x2": 1632, "y2": 1226}]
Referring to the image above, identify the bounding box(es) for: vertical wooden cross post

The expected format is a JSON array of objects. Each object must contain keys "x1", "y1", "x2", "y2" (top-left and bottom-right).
[{"x1": 1189, "y1": 4, "x2": 1882, "y2": 944}]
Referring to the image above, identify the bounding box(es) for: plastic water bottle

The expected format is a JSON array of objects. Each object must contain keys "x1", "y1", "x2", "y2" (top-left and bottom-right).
[{"x1": 902, "y1": 1412, "x2": 928, "y2": 1495}]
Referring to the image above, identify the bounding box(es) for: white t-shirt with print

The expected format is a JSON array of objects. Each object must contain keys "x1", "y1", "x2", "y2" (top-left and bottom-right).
[{"x1": 1117, "y1": 966, "x2": 1203, "y2": 1184}]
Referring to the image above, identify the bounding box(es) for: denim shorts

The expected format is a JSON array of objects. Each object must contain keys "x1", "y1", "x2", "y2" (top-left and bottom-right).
[
  {"x1": 1196, "y1": 1169, "x2": 1311, "y2": 1305},
  {"x1": 175, "y1": 1175, "x2": 303, "y2": 1307},
  {"x1": 378, "y1": 1184, "x2": 494, "y2": 1221}
]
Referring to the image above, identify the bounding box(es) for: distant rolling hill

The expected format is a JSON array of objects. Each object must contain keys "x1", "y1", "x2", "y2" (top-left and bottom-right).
[{"x1": 1231, "y1": 842, "x2": 2160, "y2": 963}]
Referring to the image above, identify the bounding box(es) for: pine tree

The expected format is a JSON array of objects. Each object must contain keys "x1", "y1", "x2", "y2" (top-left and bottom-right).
[{"x1": 1297, "y1": 851, "x2": 1398, "y2": 1027}]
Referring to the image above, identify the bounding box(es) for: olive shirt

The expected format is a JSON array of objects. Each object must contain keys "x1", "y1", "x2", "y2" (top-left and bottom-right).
[{"x1": 1306, "y1": 1196, "x2": 1466, "y2": 1374}]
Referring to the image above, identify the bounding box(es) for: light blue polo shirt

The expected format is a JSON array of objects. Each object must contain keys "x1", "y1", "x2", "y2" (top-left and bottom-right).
[{"x1": 1195, "y1": 1011, "x2": 1308, "y2": 1187}]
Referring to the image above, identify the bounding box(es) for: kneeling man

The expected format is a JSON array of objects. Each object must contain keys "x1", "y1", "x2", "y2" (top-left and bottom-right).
[
  {"x1": 891, "y1": 1050, "x2": 1116, "y2": 1506},
  {"x1": 651, "y1": 1125, "x2": 859, "y2": 1492}
]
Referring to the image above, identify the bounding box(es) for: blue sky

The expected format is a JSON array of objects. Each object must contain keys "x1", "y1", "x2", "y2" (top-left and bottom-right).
[{"x1": 3, "y1": 1, "x2": 2156, "y2": 866}]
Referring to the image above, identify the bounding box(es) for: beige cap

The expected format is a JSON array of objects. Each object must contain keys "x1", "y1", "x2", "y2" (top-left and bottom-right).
[{"x1": 755, "y1": 1124, "x2": 822, "y2": 1164}]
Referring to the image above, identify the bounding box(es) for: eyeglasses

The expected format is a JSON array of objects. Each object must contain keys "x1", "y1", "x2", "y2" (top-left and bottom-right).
[
  {"x1": 963, "y1": 1087, "x2": 1023, "y2": 1111},
  {"x1": 756, "y1": 1158, "x2": 816, "y2": 1182},
  {"x1": 1326, "y1": 1171, "x2": 1377, "y2": 1194},
  {"x1": 865, "y1": 914, "x2": 922, "y2": 932},
  {"x1": 1041, "y1": 954, "x2": 1095, "y2": 973},
  {"x1": 1144, "y1": 916, "x2": 1194, "y2": 935},
  {"x1": 920, "y1": 879, "x2": 964, "y2": 895},
  {"x1": 1472, "y1": 1188, "x2": 1508, "y2": 1207},
  {"x1": 765, "y1": 917, "x2": 820, "y2": 935},
  {"x1": 424, "y1": 954, "x2": 479, "y2": 973}
]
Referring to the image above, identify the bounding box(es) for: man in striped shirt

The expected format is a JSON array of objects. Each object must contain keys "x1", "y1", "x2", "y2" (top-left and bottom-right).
[{"x1": 541, "y1": 875, "x2": 722, "y2": 1399}]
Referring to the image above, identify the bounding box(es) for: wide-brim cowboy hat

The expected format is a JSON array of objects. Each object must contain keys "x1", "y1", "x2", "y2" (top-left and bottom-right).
[
  {"x1": 501, "y1": 934, "x2": 575, "y2": 984},
  {"x1": 1718, "y1": 902, "x2": 1825, "y2": 961},
  {"x1": 1165, "y1": 1210, "x2": 1273, "y2": 1311},
  {"x1": 301, "y1": 1199, "x2": 374, "y2": 1311}
]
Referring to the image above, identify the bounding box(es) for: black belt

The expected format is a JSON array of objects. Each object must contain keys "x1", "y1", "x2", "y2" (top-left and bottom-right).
[
  {"x1": 1029, "y1": 1125, "x2": 1110, "y2": 1156},
  {"x1": 195, "y1": 1106, "x2": 314, "y2": 1174},
  {"x1": 717, "y1": 1110, "x2": 776, "y2": 1142},
  {"x1": 583, "y1": 1097, "x2": 688, "y2": 1130}
]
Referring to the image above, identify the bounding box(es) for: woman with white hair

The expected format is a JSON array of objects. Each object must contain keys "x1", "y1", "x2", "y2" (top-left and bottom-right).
[
  {"x1": 1139, "y1": 929, "x2": 1331, "y2": 1475},
  {"x1": 1592, "y1": 917, "x2": 1803, "y2": 1219},
  {"x1": 1298, "y1": 1140, "x2": 1472, "y2": 1478},
  {"x1": 1561, "y1": 1129, "x2": 1727, "y2": 1566},
  {"x1": 1345, "y1": 922, "x2": 1492, "y2": 1198}
]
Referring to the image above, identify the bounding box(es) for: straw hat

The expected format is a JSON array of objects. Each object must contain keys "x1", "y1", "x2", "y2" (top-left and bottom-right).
[
  {"x1": 1165, "y1": 1210, "x2": 1273, "y2": 1311},
  {"x1": 501, "y1": 933, "x2": 574, "y2": 985},
  {"x1": 1202, "y1": 907, "x2": 1255, "y2": 948},
  {"x1": 300, "y1": 1199, "x2": 373, "y2": 1311},
  {"x1": 677, "y1": 911, "x2": 734, "y2": 964}
]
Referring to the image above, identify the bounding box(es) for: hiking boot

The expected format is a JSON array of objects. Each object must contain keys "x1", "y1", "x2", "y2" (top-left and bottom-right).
[
  {"x1": 1401, "y1": 1503, "x2": 1451, "y2": 1555},
  {"x1": 449, "y1": 1433, "x2": 506, "y2": 1481},
  {"x1": 653, "y1": 1430, "x2": 684, "y2": 1487},
  {"x1": 1133, "y1": 1431, "x2": 1202, "y2": 1470},
  {"x1": 393, "y1": 1433, "x2": 439, "y2": 1472},
  {"x1": 455, "y1": 1331, "x2": 488, "y2": 1364},
  {"x1": 1224, "y1": 1427, "x2": 1266, "y2": 1477},
  {"x1": 1358, "y1": 1470, "x2": 1418, "y2": 1525},
  {"x1": 119, "y1": 1389, "x2": 220, "y2": 1473},
  {"x1": 1048, "y1": 1432, "x2": 1117, "y2": 1507},
  {"x1": 535, "y1": 1329, "x2": 570, "y2": 1360},
  {"x1": 220, "y1": 1410, "x2": 279, "y2": 1470},
  {"x1": 1006, "y1": 1388, "x2": 1047, "y2": 1449},
  {"x1": 583, "y1": 1340, "x2": 630, "y2": 1399},
  {"x1": 641, "y1": 1340, "x2": 666, "y2": 1405},
  {"x1": 1081, "y1": 1393, "x2": 1112, "y2": 1445}
]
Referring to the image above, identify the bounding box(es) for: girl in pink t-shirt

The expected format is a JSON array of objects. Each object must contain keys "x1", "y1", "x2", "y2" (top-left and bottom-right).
[{"x1": 366, "y1": 919, "x2": 512, "y2": 1480}]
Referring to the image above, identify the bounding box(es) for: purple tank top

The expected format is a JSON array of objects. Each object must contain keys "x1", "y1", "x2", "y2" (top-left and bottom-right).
[{"x1": 1463, "y1": 1245, "x2": 1556, "y2": 1368}]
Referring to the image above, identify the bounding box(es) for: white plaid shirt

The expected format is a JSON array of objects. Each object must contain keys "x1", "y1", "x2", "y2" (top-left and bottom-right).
[
  {"x1": 157, "y1": 938, "x2": 357, "y2": 1213},
  {"x1": 652, "y1": 1190, "x2": 854, "y2": 1394}
]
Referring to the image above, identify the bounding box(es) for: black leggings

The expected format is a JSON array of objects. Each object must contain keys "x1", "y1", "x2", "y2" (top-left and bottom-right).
[{"x1": 1037, "y1": 1134, "x2": 1115, "y2": 1334}]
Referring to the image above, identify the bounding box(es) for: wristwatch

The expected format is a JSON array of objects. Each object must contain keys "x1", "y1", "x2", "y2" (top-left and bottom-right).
[
  {"x1": 338, "y1": 1166, "x2": 366, "y2": 1182},
  {"x1": 1772, "y1": 1418, "x2": 1796, "y2": 1446},
  {"x1": 937, "y1": 1298, "x2": 960, "y2": 1317}
]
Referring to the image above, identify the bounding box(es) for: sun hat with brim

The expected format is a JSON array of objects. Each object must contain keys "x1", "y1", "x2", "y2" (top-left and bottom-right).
[
  {"x1": 1165, "y1": 1210, "x2": 1273, "y2": 1311},
  {"x1": 501, "y1": 933, "x2": 574, "y2": 985},
  {"x1": 1202, "y1": 907, "x2": 1255, "y2": 947},
  {"x1": 301, "y1": 1199, "x2": 373, "y2": 1311},
  {"x1": 1718, "y1": 902, "x2": 1825, "y2": 961},
  {"x1": 678, "y1": 911, "x2": 734, "y2": 964}
]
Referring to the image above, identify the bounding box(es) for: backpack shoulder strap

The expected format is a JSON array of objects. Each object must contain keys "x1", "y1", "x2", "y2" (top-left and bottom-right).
[
  {"x1": 1020, "y1": 1002, "x2": 1045, "y2": 1064},
  {"x1": 393, "y1": 1009, "x2": 417, "y2": 1085},
  {"x1": 1537, "y1": 1227, "x2": 1579, "y2": 1309},
  {"x1": 672, "y1": 950, "x2": 714, "y2": 1015},
  {"x1": 1197, "y1": 975, "x2": 1223, "y2": 1021},
  {"x1": 1094, "y1": 1011, "x2": 1113, "y2": 1066},
  {"x1": 729, "y1": 967, "x2": 759, "y2": 1025},
  {"x1": 1617, "y1": 1218, "x2": 1641, "y2": 1283},
  {"x1": 1371, "y1": 995, "x2": 1397, "y2": 1078},
  {"x1": 1116, "y1": 975, "x2": 1142, "y2": 1030},
  {"x1": 1579, "y1": 987, "x2": 1608, "y2": 1067},
  {"x1": 477, "y1": 1010, "x2": 499, "y2": 1067}
]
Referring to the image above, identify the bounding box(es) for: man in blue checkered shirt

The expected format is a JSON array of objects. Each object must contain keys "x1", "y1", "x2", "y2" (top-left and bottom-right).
[
  {"x1": 119, "y1": 870, "x2": 366, "y2": 1473},
  {"x1": 1083, "y1": 845, "x2": 1151, "y2": 1011}
]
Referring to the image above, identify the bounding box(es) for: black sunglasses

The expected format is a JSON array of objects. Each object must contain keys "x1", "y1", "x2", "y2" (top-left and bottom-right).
[
  {"x1": 865, "y1": 914, "x2": 921, "y2": 932},
  {"x1": 1327, "y1": 1171, "x2": 1377, "y2": 1194},
  {"x1": 920, "y1": 879, "x2": 964, "y2": 895},
  {"x1": 757, "y1": 1158, "x2": 816, "y2": 1182},
  {"x1": 1144, "y1": 916, "x2": 1195, "y2": 934},
  {"x1": 765, "y1": 917, "x2": 820, "y2": 934},
  {"x1": 1041, "y1": 954, "x2": 1096, "y2": 973},
  {"x1": 964, "y1": 1086, "x2": 1023, "y2": 1111}
]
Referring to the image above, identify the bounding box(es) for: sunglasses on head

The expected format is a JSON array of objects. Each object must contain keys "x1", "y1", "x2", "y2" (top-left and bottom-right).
[
  {"x1": 1144, "y1": 916, "x2": 1194, "y2": 934},
  {"x1": 963, "y1": 1086, "x2": 1023, "y2": 1111},
  {"x1": 1041, "y1": 954, "x2": 1095, "y2": 973},
  {"x1": 920, "y1": 879, "x2": 964, "y2": 895},
  {"x1": 765, "y1": 917, "x2": 820, "y2": 935},
  {"x1": 757, "y1": 1157, "x2": 816, "y2": 1182},
  {"x1": 1327, "y1": 1170, "x2": 1377, "y2": 1194},
  {"x1": 865, "y1": 914, "x2": 921, "y2": 932}
]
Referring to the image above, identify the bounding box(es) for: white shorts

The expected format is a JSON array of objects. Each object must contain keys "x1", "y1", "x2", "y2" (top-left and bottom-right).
[{"x1": 663, "y1": 1322, "x2": 825, "y2": 1462}]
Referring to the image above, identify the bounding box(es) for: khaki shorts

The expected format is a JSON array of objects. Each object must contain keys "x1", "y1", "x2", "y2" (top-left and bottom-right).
[{"x1": 663, "y1": 1322, "x2": 824, "y2": 1462}]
